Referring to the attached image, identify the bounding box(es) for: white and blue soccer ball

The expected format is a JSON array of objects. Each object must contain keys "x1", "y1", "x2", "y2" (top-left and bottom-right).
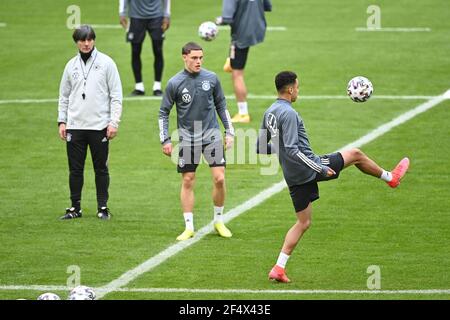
[
  {"x1": 68, "y1": 285, "x2": 96, "y2": 300},
  {"x1": 37, "y1": 292, "x2": 61, "y2": 300},
  {"x1": 198, "y1": 21, "x2": 219, "y2": 41},
  {"x1": 347, "y1": 76, "x2": 373, "y2": 102}
]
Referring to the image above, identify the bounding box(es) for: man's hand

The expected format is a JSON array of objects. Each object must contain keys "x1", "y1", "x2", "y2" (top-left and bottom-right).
[
  {"x1": 162, "y1": 17, "x2": 170, "y2": 32},
  {"x1": 320, "y1": 165, "x2": 336, "y2": 177},
  {"x1": 326, "y1": 167, "x2": 336, "y2": 177},
  {"x1": 58, "y1": 123, "x2": 67, "y2": 141},
  {"x1": 162, "y1": 142, "x2": 172, "y2": 156},
  {"x1": 225, "y1": 135, "x2": 234, "y2": 150},
  {"x1": 119, "y1": 16, "x2": 128, "y2": 29},
  {"x1": 107, "y1": 125, "x2": 118, "y2": 140}
]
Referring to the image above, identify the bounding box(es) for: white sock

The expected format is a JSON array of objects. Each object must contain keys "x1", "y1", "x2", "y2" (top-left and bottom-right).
[
  {"x1": 183, "y1": 212, "x2": 194, "y2": 231},
  {"x1": 135, "y1": 82, "x2": 145, "y2": 92},
  {"x1": 276, "y1": 252, "x2": 290, "y2": 269},
  {"x1": 380, "y1": 170, "x2": 393, "y2": 182},
  {"x1": 237, "y1": 101, "x2": 248, "y2": 115},
  {"x1": 153, "y1": 81, "x2": 161, "y2": 91},
  {"x1": 214, "y1": 206, "x2": 224, "y2": 223}
]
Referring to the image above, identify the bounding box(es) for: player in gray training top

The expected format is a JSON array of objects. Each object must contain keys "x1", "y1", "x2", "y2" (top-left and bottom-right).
[
  {"x1": 257, "y1": 71, "x2": 410, "y2": 283},
  {"x1": 119, "y1": 0, "x2": 171, "y2": 96},
  {"x1": 217, "y1": 0, "x2": 272, "y2": 123},
  {"x1": 159, "y1": 42, "x2": 235, "y2": 241}
]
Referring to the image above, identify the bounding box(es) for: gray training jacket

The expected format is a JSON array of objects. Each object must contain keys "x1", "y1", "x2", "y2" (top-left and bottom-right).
[
  {"x1": 119, "y1": 0, "x2": 171, "y2": 19},
  {"x1": 221, "y1": 0, "x2": 272, "y2": 48},
  {"x1": 159, "y1": 68, "x2": 234, "y2": 146},
  {"x1": 257, "y1": 99, "x2": 330, "y2": 187}
]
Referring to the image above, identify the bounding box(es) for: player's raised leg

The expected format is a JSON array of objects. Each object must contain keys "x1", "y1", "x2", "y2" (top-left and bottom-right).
[
  {"x1": 340, "y1": 148, "x2": 410, "y2": 188},
  {"x1": 269, "y1": 203, "x2": 313, "y2": 283},
  {"x1": 211, "y1": 166, "x2": 232, "y2": 238},
  {"x1": 177, "y1": 172, "x2": 196, "y2": 241}
]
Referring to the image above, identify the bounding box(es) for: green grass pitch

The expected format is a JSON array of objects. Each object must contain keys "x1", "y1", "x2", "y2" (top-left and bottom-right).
[{"x1": 0, "y1": 0, "x2": 449, "y2": 300}]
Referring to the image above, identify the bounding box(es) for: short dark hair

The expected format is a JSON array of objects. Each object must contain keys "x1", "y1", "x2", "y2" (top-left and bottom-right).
[
  {"x1": 182, "y1": 42, "x2": 203, "y2": 55},
  {"x1": 72, "y1": 25, "x2": 96, "y2": 43},
  {"x1": 275, "y1": 71, "x2": 297, "y2": 92}
]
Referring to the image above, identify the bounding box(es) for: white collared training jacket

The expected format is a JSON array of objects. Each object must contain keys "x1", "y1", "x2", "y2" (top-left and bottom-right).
[{"x1": 58, "y1": 48, "x2": 123, "y2": 130}]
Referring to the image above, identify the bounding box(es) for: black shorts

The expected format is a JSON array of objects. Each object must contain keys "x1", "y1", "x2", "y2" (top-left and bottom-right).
[
  {"x1": 177, "y1": 141, "x2": 226, "y2": 173},
  {"x1": 288, "y1": 152, "x2": 344, "y2": 212},
  {"x1": 127, "y1": 17, "x2": 164, "y2": 43},
  {"x1": 230, "y1": 43, "x2": 249, "y2": 70}
]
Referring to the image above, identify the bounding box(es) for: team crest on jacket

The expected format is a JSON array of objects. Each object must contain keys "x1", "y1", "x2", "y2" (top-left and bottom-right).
[
  {"x1": 72, "y1": 72, "x2": 79, "y2": 81},
  {"x1": 201, "y1": 80, "x2": 211, "y2": 91}
]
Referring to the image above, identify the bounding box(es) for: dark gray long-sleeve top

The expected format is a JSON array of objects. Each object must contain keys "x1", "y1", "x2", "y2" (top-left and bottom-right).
[
  {"x1": 257, "y1": 99, "x2": 330, "y2": 186},
  {"x1": 159, "y1": 69, "x2": 234, "y2": 146},
  {"x1": 119, "y1": 0, "x2": 170, "y2": 19},
  {"x1": 221, "y1": 0, "x2": 272, "y2": 48}
]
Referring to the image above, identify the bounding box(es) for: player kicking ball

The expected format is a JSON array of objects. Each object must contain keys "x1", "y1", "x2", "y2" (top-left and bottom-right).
[{"x1": 257, "y1": 71, "x2": 410, "y2": 283}]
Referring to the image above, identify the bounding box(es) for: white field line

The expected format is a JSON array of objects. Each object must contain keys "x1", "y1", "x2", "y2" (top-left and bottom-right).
[
  {"x1": 119, "y1": 288, "x2": 450, "y2": 295},
  {"x1": 0, "y1": 23, "x2": 6, "y2": 28},
  {"x1": 90, "y1": 24, "x2": 122, "y2": 29},
  {"x1": 0, "y1": 95, "x2": 436, "y2": 105},
  {"x1": 0, "y1": 285, "x2": 69, "y2": 291},
  {"x1": 93, "y1": 89, "x2": 450, "y2": 299},
  {"x1": 355, "y1": 27, "x2": 431, "y2": 32},
  {"x1": 218, "y1": 26, "x2": 286, "y2": 31},
  {"x1": 89, "y1": 25, "x2": 287, "y2": 31},
  {"x1": 1, "y1": 285, "x2": 449, "y2": 295}
]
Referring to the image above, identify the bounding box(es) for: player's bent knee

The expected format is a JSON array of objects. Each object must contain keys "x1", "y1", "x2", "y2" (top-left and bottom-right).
[
  {"x1": 352, "y1": 148, "x2": 364, "y2": 159},
  {"x1": 300, "y1": 219, "x2": 312, "y2": 231},
  {"x1": 213, "y1": 174, "x2": 225, "y2": 187},
  {"x1": 182, "y1": 174, "x2": 196, "y2": 188},
  {"x1": 343, "y1": 148, "x2": 364, "y2": 165}
]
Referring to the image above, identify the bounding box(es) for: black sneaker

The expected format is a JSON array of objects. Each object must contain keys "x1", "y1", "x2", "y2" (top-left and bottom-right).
[
  {"x1": 130, "y1": 89, "x2": 145, "y2": 96},
  {"x1": 97, "y1": 207, "x2": 111, "y2": 220},
  {"x1": 60, "y1": 207, "x2": 82, "y2": 220},
  {"x1": 153, "y1": 89, "x2": 163, "y2": 96}
]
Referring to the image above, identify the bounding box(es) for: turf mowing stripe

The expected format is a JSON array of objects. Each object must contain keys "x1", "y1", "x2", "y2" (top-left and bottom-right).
[
  {"x1": 0, "y1": 95, "x2": 436, "y2": 105},
  {"x1": 94, "y1": 89, "x2": 450, "y2": 299}
]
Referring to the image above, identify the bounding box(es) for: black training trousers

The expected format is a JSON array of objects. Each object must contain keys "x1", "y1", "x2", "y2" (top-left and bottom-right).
[{"x1": 66, "y1": 129, "x2": 109, "y2": 209}]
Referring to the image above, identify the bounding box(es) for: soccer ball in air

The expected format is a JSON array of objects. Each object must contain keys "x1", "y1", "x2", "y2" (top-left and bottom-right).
[
  {"x1": 68, "y1": 285, "x2": 96, "y2": 300},
  {"x1": 198, "y1": 21, "x2": 219, "y2": 41},
  {"x1": 347, "y1": 76, "x2": 373, "y2": 102},
  {"x1": 37, "y1": 292, "x2": 61, "y2": 300}
]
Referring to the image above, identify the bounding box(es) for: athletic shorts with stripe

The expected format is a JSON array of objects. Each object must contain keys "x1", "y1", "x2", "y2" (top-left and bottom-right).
[
  {"x1": 126, "y1": 17, "x2": 164, "y2": 43},
  {"x1": 177, "y1": 140, "x2": 226, "y2": 173},
  {"x1": 288, "y1": 152, "x2": 345, "y2": 212}
]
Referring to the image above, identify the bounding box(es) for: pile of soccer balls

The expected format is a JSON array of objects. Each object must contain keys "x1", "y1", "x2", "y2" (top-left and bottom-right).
[
  {"x1": 198, "y1": 21, "x2": 219, "y2": 41},
  {"x1": 36, "y1": 285, "x2": 96, "y2": 300},
  {"x1": 347, "y1": 76, "x2": 373, "y2": 102}
]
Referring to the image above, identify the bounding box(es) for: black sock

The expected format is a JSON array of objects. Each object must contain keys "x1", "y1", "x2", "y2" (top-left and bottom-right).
[{"x1": 71, "y1": 200, "x2": 81, "y2": 211}]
